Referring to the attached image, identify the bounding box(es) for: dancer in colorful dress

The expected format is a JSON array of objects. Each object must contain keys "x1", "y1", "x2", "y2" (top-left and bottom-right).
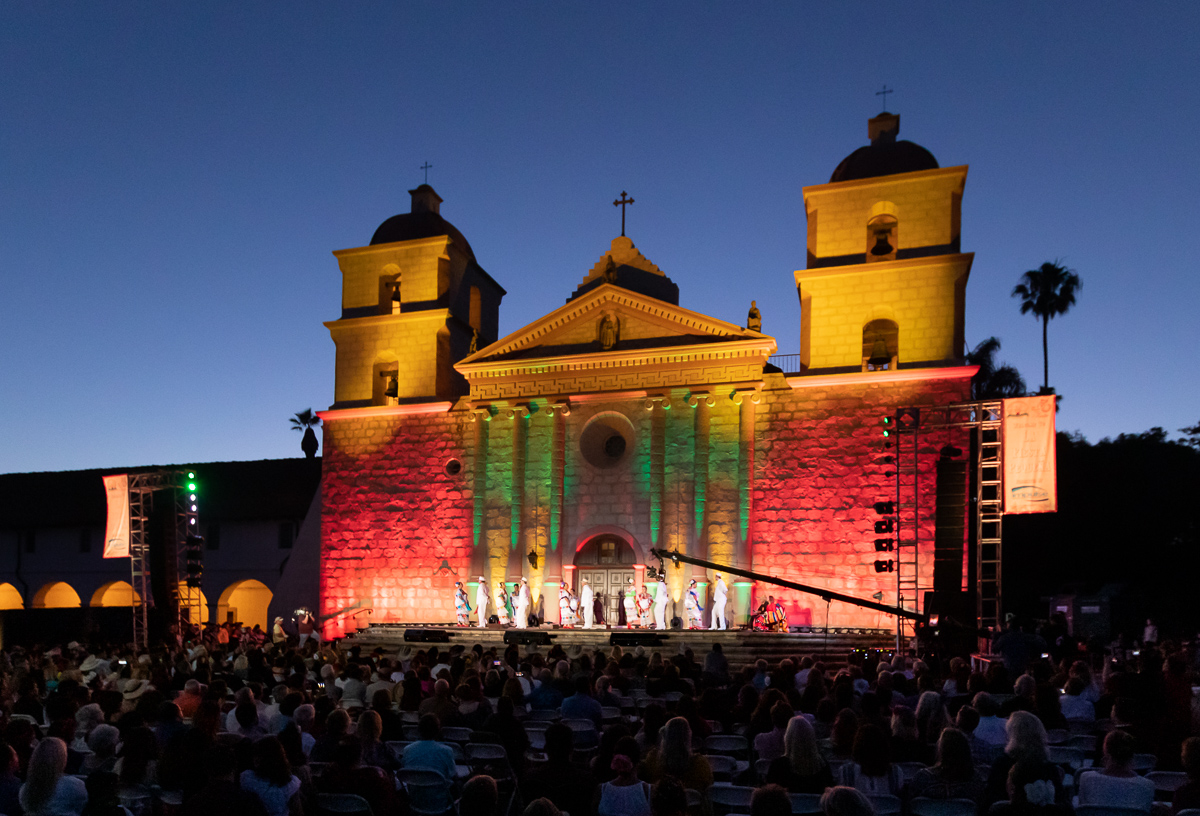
[
  {"x1": 495, "y1": 582, "x2": 510, "y2": 626},
  {"x1": 636, "y1": 585, "x2": 653, "y2": 628},
  {"x1": 514, "y1": 578, "x2": 530, "y2": 629},
  {"x1": 622, "y1": 578, "x2": 637, "y2": 627},
  {"x1": 710, "y1": 572, "x2": 728, "y2": 631},
  {"x1": 454, "y1": 581, "x2": 471, "y2": 627},
  {"x1": 559, "y1": 581, "x2": 575, "y2": 627},
  {"x1": 476, "y1": 577, "x2": 490, "y2": 628},
  {"x1": 684, "y1": 578, "x2": 705, "y2": 629}
]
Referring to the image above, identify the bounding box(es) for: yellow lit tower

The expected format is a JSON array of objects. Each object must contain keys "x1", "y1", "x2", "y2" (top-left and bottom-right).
[{"x1": 797, "y1": 112, "x2": 970, "y2": 374}]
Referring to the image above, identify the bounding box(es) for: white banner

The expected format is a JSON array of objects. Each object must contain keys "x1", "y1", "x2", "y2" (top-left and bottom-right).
[
  {"x1": 102, "y1": 474, "x2": 130, "y2": 558},
  {"x1": 1002, "y1": 395, "x2": 1058, "y2": 514}
]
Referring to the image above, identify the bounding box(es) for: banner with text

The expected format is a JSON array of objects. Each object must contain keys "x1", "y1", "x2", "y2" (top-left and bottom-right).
[
  {"x1": 102, "y1": 474, "x2": 130, "y2": 558},
  {"x1": 1002, "y1": 395, "x2": 1058, "y2": 514}
]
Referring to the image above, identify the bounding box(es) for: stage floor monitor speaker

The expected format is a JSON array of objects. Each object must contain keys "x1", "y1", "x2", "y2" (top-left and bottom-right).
[
  {"x1": 610, "y1": 631, "x2": 666, "y2": 647},
  {"x1": 504, "y1": 630, "x2": 553, "y2": 646},
  {"x1": 404, "y1": 628, "x2": 451, "y2": 643}
]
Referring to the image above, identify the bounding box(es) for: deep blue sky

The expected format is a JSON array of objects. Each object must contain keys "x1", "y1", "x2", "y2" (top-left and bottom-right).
[{"x1": 3, "y1": 4, "x2": 1197, "y2": 474}]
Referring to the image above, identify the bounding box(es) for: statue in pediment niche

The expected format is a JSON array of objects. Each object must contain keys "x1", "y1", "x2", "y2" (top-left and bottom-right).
[
  {"x1": 598, "y1": 313, "x2": 619, "y2": 350},
  {"x1": 469, "y1": 329, "x2": 479, "y2": 354},
  {"x1": 603, "y1": 256, "x2": 618, "y2": 284},
  {"x1": 747, "y1": 300, "x2": 762, "y2": 332}
]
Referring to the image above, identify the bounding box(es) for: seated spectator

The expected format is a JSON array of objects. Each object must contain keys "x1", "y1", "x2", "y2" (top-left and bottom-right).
[
  {"x1": 956, "y1": 704, "x2": 998, "y2": 765},
  {"x1": 309, "y1": 708, "x2": 349, "y2": 763},
  {"x1": 972, "y1": 692, "x2": 1007, "y2": 748},
  {"x1": 356, "y1": 709, "x2": 398, "y2": 771},
  {"x1": 320, "y1": 737, "x2": 395, "y2": 816},
  {"x1": 524, "y1": 798, "x2": 563, "y2": 816},
  {"x1": 1059, "y1": 677, "x2": 1095, "y2": 722},
  {"x1": 72, "y1": 703, "x2": 106, "y2": 753},
  {"x1": 292, "y1": 704, "x2": 316, "y2": 756},
  {"x1": 1173, "y1": 737, "x2": 1200, "y2": 814},
  {"x1": 838, "y1": 723, "x2": 903, "y2": 795},
  {"x1": 1033, "y1": 684, "x2": 1066, "y2": 731},
  {"x1": 232, "y1": 699, "x2": 267, "y2": 740},
  {"x1": 915, "y1": 691, "x2": 952, "y2": 744},
  {"x1": 239, "y1": 736, "x2": 301, "y2": 816},
  {"x1": 80, "y1": 724, "x2": 121, "y2": 776},
  {"x1": 418, "y1": 678, "x2": 463, "y2": 726},
  {"x1": 595, "y1": 740, "x2": 651, "y2": 816},
  {"x1": 115, "y1": 726, "x2": 158, "y2": 794},
  {"x1": 1077, "y1": 730, "x2": 1155, "y2": 812},
  {"x1": 641, "y1": 717, "x2": 713, "y2": 793},
  {"x1": 339, "y1": 665, "x2": 367, "y2": 710},
  {"x1": 175, "y1": 678, "x2": 204, "y2": 719},
  {"x1": 755, "y1": 701, "x2": 794, "y2": 764},
  {"x1": 984, "y1": 711, "x2": 1065, "y2": 809},
  {"x1": 182, "y1": 745, "x2": 269, "y2": 816},
  {"x1": 460, "y1": 774, "x2": 499, "y2": 816},
  {"x1": 751, "y1": 783, "x2": 793, "y2": 816},
  {"x1": 908, "y1": 727, "x2": 985, "y2": 803},
  {"x1": 827, "y1": 709, "x2": 859, "y2": 762},
  {"x1": 766, "y1": 715, "x2": 835, "y2": 794},
  {"x1": 891, "y1": 705, "x2": 935, "y2": 764},
  {"x1": 820, "y1": 785, "x2": 875, "y2": 816},
  {"x1": 20, "y1": 738, "x2": 87, "y2": 816},
  {"x1": 457, "y1": 682, "x2": 493, "y2": 731},
  {"x1": 0, "y1": 744, "x2": 22, "y2": 816},
  {"x1": 371, "y1": 688, "x2": 404, "y2": 742},
  {"x1": 79, "y1": 771, "x2": 124, "y2": 816},
  {"x1": 522, "y1": 722, "x2": 598, "y2": 816},
  {"x1": 1001, "y1": 675, "x2": 1037, "y2": 717},
  {"x1": 561, "y1": 675, "x2": 603, "y2": 726},
  {"x1": 1002, "y1": 759, "x2": 1072, "y2": 816},
  {"x1": 401, "y1": 714, "x2": 456, "y2": 779}
]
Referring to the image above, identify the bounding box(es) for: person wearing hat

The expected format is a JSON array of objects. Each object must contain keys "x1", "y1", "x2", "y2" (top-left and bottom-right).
[
  {"x1": 580, "y1": 578, "x2": 594, "y2": 629},
  {"x1": 684, "y1": 579, "x2": 705, "y2": 629},
  {"x1": 653, "y1": 574, "x2": 670, "y2": 630},
  {"x1": 475, "y1": 577, "x2": 490, "y2": 628},
  {"x1": 710, "y1": 572, "x2": 729, "y2": 631},
  {"x1": 272, "y1": 617, "x2": 287, "y2": 646},
  {"x1": 636, "y1": 583, "x2": 653, "y2": 628},
  {"x1": 454, "y1": 581, "x2": 471, "y2": 627},
  {"x1": 558, "y1": 581, "x2": 575, "y2": 628},
  {"x1": 514, "y1": 578, "x2": 530, "y2": 629}
]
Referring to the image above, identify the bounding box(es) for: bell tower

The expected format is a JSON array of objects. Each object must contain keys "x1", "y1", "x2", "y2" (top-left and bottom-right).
[
  {"x1": 795, "y1": 113, "x2": 970, "y2": 374},
  {"x1": 324, "y1": 186, "x2": 506, "y2": 407}
]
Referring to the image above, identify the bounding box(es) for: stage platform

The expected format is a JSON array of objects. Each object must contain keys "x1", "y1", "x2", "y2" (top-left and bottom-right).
[{"x1": 347, "y1": 623, "x2": 898, "y2": 669}]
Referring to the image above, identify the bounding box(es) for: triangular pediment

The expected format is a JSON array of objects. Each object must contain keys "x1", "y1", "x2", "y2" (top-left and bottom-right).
[{"x1": 459, "y1": 284, "x2": 767, "y2": 367}]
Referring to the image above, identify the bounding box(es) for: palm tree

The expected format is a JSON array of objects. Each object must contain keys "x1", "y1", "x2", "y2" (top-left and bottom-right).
[
  {"x1": 966, "y1": 337, "x2": 1026, "y2": 400},
  {"x1": 1011, "y1": 260, "x2": 1082, "y2": 393},
  {"x1": 290, "y1": 409, "x2": 321, "y2": 459}
]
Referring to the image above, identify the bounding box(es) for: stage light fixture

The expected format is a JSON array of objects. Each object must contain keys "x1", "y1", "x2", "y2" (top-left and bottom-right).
[
  {"x1": 873, "y1": 560, "x2": 894, "y2": 573},
  {"x1": 874, "y1": 538, "x2": 894, "y2": 552},
  {"x1": 527, "y1": 549, "x2": 538, "y2": 569},
  {"x1": 880, "y1": 416, "x2": 895, "y2": 437},
  {"x1": 873, "y1": 501, "x2": 895, "y2": 515},
  {"x1": 875, "y1": 518, "x2": 894, "y2": 534}
]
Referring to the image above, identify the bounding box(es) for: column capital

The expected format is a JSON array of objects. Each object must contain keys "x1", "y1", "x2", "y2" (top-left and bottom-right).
[
  {"x1": 731, "y1": 389, "x2": 762, "y2": 405},
  {"x1": 643, "y1": 396, "x2": 672, "y2": 412},
  {"x1": 687, "y1": 393, "x2": 715, "y2": 408}
]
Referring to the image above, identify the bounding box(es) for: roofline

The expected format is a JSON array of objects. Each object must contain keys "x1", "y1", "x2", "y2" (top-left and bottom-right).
[
  {"x1": 318, "y1": 402, "x2": 453, "y2": 422},
  {"x1": 456, "y1": 336, "x2": 777, "y2": 377},
  {"x1": 794, "y1": 252, "x2": 973, "y2": 283},
  {"x1": 332, "y1": 235, "x2": 453, "y2": 259},
  {"x1": 784, "y1": 365, "x2": 978, "y2": 389}
]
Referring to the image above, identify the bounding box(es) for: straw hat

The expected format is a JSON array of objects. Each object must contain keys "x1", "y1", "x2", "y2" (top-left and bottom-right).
[
  {"x1": 79, "y1": 655, "x2": 103, "y2": 673},
  {"x1": 122, "y1": 679, "x2": 151, "y2": 700}
]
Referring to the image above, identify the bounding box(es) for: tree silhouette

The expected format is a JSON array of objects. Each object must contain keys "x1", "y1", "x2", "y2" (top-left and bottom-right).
[
  {"x1": 1012, "y1": 260, "x2": 1082, "y2": 393},
  {"x1": 290, "y1": 408, "x2": 321, "y2": 459},
  {"x1": 966, "y1": 337, "x2": 1026, "y2": 400}
]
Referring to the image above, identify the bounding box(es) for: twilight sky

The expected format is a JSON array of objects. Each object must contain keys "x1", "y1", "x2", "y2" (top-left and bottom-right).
[{"x1": 2, "y1": 4, "x2": 1197, "y2": 474}]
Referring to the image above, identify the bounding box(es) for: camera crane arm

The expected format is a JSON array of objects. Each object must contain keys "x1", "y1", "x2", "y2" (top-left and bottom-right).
[{"x1": 647, "y1": 548, "x2": 927, "y2": 624}]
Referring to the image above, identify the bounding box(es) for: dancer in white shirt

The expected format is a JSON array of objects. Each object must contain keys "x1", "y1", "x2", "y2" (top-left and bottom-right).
[
  {"x1": 653, "y1": 576, "x2": 669, "y2": 630},
  {"x1": 513, "y1": 578, "x2": 530, "y2": 629},
  {"x1": 580, "y1": 578, "x2": 594, "y2": 629},
  {"x1": 711, "y1": 573, "x2": 728, "y2": 630},
  {"x1": 475, "y1": 577, "x2": 489, "y2": 628}
]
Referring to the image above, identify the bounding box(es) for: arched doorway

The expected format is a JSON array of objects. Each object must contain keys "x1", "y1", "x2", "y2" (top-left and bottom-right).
[
  {"x1": 90, "y1": 581, "x2": 141, "y2": 607},
  {"x1": 217, "y1": 580, "x2": 272, "y2": 631},
  {"x1": 176, "y1": 582, "x2": 210, "y2": 626},
  {"x1": 0, "y1": 583, "x2": 22, "y2": 610},
  {"x1": 574, "y1": 535, "x2": 637, "y2": 625},
  {"x1": 32, "y1": 582, "x2": 81, "y2": 609}
]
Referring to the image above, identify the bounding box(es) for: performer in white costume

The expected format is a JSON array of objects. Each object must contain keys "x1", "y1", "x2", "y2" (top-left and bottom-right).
[
  {"x1": 580, "y1": 578, "x2": 594, "y2": 629},
  {"x1": 653, "y1": 576, "x2": 669, "y2": 630},
  {"x1": 711, "y1": 572, "x2": 728, "y2": 630},
  {"x1": 454, "y1": 581, "x2": 471, "y2": 627},
  {"x1": 622, "y1": 578, "x2": 637, "y2": 626},
  {"x1": 476, "y1": 577, "x2": 489, "y2": 628},
  {"x1": 514, "y1": 578, "x2": 530, "y2": 629},
  {"x1": 559, "y1": 581, "x2": 576, "y2": 627},
  {"x1": 636, "y1": 585, "x2": 653, "y2": 627},
  {"x1": 684, "y1": 578, "x2": 704, "y2": 629},
  {"x1": 496, "y1": 582, "x2": 510, "y2": 626}
]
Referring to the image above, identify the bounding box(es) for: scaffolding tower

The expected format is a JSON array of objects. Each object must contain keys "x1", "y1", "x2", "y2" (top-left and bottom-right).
[{"x1": 891, "y1": 400, "x2": 1005, "y2": 641}]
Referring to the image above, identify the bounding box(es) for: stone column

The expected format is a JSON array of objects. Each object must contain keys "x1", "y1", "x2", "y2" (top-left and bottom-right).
[
  {"x1": 507, "y1": 405, "x2": 530, "y2": 584},
  {"x1": 686, "y1": 392, "x2": 715, "y2": 619},
  {"x1": 732, "y1": 389, "x2": 761, "y2": 625},
  {"x1": 468, "y1": 407, "x2": 492, "y2": 595}
]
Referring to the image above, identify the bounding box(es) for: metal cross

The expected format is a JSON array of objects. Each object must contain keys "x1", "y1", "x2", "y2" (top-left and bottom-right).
[
  {"x1": 420, "y1": 162, "x2": 432, "y2": 184},
  {"x1": 613, "y1": 191, "x2": 634, "y2": 236},
  {"x1": 876, "y1": 85, "x2": 894, "y2": 112}
]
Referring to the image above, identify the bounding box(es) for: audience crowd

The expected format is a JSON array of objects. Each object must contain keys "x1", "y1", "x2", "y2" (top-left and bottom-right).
[{"x1": 0, "y1": 618, "x2": 1195, "y2": 816}]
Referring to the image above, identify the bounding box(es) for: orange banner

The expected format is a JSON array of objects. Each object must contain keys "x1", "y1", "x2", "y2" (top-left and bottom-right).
[
  {"x1": 1002, "y1": 396, "x2": 1058, "y2": 514},
  {"x1": 102, "y1": 474, "x2": 130, "y2": 558}
]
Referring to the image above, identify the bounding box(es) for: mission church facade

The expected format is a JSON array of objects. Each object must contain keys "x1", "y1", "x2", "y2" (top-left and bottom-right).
[{"x1": 317, "y1": 112, "x2": 975, "y2": 636}]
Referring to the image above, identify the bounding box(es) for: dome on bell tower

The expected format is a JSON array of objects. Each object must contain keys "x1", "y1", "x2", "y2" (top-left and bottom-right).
[{"x1": 830, "y1": 112, "x2": 939, "y2": 183}]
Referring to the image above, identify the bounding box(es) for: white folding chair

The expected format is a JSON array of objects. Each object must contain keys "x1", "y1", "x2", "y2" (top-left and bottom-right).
[
  {"x1": 868, "y1": 794, "x2": 902, "y2": 816},
  {"x1": 1146, "y1": 771, "x2": 1189, "y2": 797},
  {"x1": 1074, "y1": 807, "x2": 1152, "y2": 816},
  {"x1": 706, "y1": 753, "x2": 737, "y2": 781},
  {"x1": 705, "y1": 734, "x2": 750, "y2": 759},
  {"x1": 896, "y1": 761, "x2": 929, "y2": 781},
  {"x1": 1132, "y1": 753, "x2": 1157, "y2": 773},
  {"x1": 440, "y1": 726, "x2": 473, "y2": 743},
  {"x1": 708, "y1": 784, "x2": 754, "y2": 816},
  {"x1": 755, "y1": 757, "x2": 772, "y2": 782},
  {"x1": 790, "y1": 793, "x2": 823, "y2": 815},
  {"x1": 397, "y1": 768, "x2": 453, "y2": 816},
  {"x1": 316, "y1": 792, "x2": 374, "y2": 816}
]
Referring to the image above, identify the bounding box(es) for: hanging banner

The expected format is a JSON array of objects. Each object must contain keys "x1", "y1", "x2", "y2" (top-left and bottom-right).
[
  {"x1": 102, "y1": 474, "x2": 131, "y2": 558},
  {"x1": 1002, "y1": 395, "x2": 1058, "y2": 514}
]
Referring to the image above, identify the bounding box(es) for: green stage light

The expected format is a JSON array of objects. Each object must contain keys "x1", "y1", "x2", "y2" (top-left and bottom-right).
[{"x1": 880, "y1": 416, "x2": 894, "y2": 437}]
